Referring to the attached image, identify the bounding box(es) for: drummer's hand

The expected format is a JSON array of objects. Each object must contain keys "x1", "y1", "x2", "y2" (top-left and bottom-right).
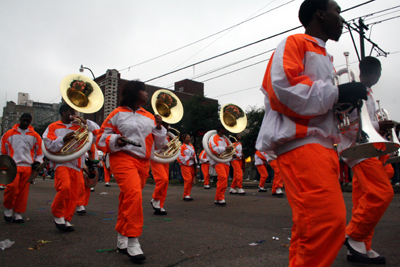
[
  {"x1": 63, "y1": 132, "x2": 75, "y2": 143},
  {"x1": 71, "y1": 115, "x2": 87, "y2": 125},
  {"x1": 226, "y1": 145, "x2": 234, "y2": 152},
  {"x1": 155, "y1": 115, "x2": 162, "y2": 130},
  {"x1": 117, "y1": 137, "x2": 128, "y2": 147}
]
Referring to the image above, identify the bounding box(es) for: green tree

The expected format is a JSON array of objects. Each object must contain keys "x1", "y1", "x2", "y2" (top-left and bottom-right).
[{"x1": 241, "y1": 105, "x2": 265, "y2": 159}]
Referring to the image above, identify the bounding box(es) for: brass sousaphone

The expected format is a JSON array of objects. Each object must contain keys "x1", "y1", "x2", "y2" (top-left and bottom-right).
[
  {"x1": 334, "y1": 52, "x2": 398, "y2": 159},
  {"x1": 0, "y1": 155, "x2": 17, "y2": 185},
  {"x1": 202, "y1": 103, "x2": 247, "y2": 163},
  {"x1": 150, "y1": 89, "x2": 184, "y2": 163},
  {"x1": 42, "y1": 74, "x2": 104, "y2": 163}
]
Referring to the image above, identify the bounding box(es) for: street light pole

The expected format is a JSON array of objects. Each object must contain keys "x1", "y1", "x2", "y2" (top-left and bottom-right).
[{"x1": 79, "y1": 65, "x2": 96, "y2": 80}]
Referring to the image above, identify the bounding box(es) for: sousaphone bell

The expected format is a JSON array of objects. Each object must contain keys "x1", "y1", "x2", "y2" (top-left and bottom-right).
[{"x1": 150, "y1": 89, "x2": 184, "y2": 163}]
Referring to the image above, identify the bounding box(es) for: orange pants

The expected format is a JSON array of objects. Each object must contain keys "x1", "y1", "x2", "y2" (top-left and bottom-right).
[
  {"x1": 269, "y1": 160, "x2": 283, "y2": 194},
  {"x1": 104, "y1": 167, "x2": 111, "y2": 183},
  {"x1": 150, "y1": 160, "x2": 169, "y2": 208},
  {"x1": 347, "y1": 158, "x2": 394, "y2": 251},
  {"x1": 180, "y1": 165, "x2": 194, "y2": 197},
  {"x1": 256, "y1": 164, "x2": 268, "y2": 188},
  {"x1": 278, "y1": 144, "x2": 346, "y2": 267},
  {"x1": 111, "y1": 152, "x2": 149, "y2": 237},
  {"x1": 201, "y1": 163, "x2": 210, "y2": 185},
  {"x1": 77, "y1": 174, "x2": 90, "y2": 207},
  {"x1": 3, "y1": 166, "x2": 32, "y2": 213},
  {"x1": 215, "y1": 163, "x2": 229, "y2": 201},
  {"x1": 51, "y1": 166, "x2": 83, "y2": 222},
  {"x1": 383, "y1": 164, "x2": 394, "y2": 180},
  {"x1": 230, "y1": 160, "x2": 243, "y2": 189}
]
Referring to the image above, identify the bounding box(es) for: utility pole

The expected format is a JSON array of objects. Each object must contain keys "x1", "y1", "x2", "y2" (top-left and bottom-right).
[{"x1": 357, "y1": 18, "x2": 369, "y2": 60}]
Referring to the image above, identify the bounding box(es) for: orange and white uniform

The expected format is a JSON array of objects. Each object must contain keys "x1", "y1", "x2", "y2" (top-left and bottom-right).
[
  {"x1": 1, "y1": 124, "x2": 43, "y2": 214},
  {"x1": 43, "y1": 119, "x2": 99, "y2": 223},
  {"x1": 103, "y1": 154, "x2": 111, "y2": 183},
  {"x1": 209, "y1": 134, "x2": 230, "y2": 201},
  {"x1": 254, "y1": 150, "x2": 268, "y2": 188},
  {"x1": 230, "y1": 142, "x2": 244, "y2": 189},
  {"x1": 199, "y1": 150, "x2": 210, "y2": 186},
  {"x1": 265, "y1": 154, "x2": 283, "y2": 194},
  {"x1": 338, "y1": 87, "x2": 394, "y2": 251},
  {"x1": 150, "y1": 136, "x2": 170, "y2": 208},
  {"x1": 77, "y1": 143, "x2": 99, "y2": 208},
  {"x1": 177, "y1": 142, "x2": 196, "y2": 198},
  {"x1": 255, "y1": 34, "x2": 346, "y2": 266},
  {"x1": 96, "y1": 106, "x2": 166, "y2": 238}
]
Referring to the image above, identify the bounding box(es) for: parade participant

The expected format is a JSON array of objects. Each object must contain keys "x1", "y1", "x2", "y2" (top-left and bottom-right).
[
  {"x1": 254, "y1": 150, "x2": 268, "y2": 192},
  {"x1": 150, "y1": 127, "x2": 170, "y2": 215},
  {"x1": 209, "y1": 124, "x2": 233, "y2": 205},
  {"x1": 177, "y1": 134, "x2": 196, "y2": 201},
  {"x1": 229, "y1": 134, "x2": 246, "y2": 195},
  {"x1": 338, "y1": 57, "x2": 394, "y2": 264},
  {"x1": 2, "y1": 113, "x2": 43, "y2": 223},
  {"x1": 76, "y1": 143, "x2": 99, "y2": 215},
  {"x1": 43, "y1": 104, "x2": 99, "y2": 232},
  {"x1": 96, "y1": 80, "x2": 166, "y2": 263},
  {"x1": 255, "y1": 0, "x2": 368, "y2": 265},
  {"x1": 266, "y1": 154, "x2": 284, "y2": 196},
  {"x1": 199, "y1": 149, "x2": 211, "y2": 189}
]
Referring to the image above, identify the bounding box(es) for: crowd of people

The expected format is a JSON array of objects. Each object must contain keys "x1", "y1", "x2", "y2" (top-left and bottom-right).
[{"x1": 1, "y1": 0, "x2": 399, "y2": 266}]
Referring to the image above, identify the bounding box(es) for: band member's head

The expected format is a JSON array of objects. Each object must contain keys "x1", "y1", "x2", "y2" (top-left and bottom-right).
[
  {"x1": 181, "y1": 134, "x2": 191, "y2": 144},
  {"x1": 359, "y1": 56, "x2": 382, "y2": 88},
  {"x1": 216, "y1": 124, "x2": 227, "y2": 136},
  {"x1": 120, "y1": 80, "x2": 148, "y2": 108},
  {"x1": 59, "y1": 104, "x2": 76, "y2": 122},
  {"x1": 236, "y1": 134, "x2": 241, "y2": 141},
  {"x1": 299, "y1": 0, "x2": 344, "y2": 42},
  {"x1": 19, "y1": 113, "x2": 32, "y2": 130}
]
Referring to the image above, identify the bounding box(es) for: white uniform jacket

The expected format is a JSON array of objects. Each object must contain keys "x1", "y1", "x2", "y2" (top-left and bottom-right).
[{"x1": 256, "y1": 34, "x2": 340, "y2": 156}]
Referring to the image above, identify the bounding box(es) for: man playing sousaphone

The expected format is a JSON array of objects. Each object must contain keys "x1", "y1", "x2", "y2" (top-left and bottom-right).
[{"x1": 43, "y1": 104, "x2": 99, "y2": 232}]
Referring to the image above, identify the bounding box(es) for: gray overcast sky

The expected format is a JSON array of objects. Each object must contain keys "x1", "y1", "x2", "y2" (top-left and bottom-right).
[{"x1": 1, "y1": 0, "x2": 400, "y2": 122}]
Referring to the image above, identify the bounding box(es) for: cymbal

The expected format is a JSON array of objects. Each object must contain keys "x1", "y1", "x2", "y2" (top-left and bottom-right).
[{"x1": 0, "y1": 155, "x2": 17, "y2": 185}]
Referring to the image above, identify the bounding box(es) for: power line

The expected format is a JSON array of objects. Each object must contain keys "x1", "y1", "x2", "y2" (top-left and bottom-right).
[
  {"x1": 211, "y1": 85, "x2": 261, "y2": 98},
  {"x1": 118, "y1": 0, "x2": 296, "y2": 72},
  {"x1": 366, "y1": 15, "x2": 400, "y2": 26}
]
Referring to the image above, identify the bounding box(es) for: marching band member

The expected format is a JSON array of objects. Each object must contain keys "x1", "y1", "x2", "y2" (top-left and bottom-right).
[
  {"x1": 76, "y1": 143, "x2": 99, "y2": 215},
  {"x1": 199, "y1": 149, "x2": 211, "y2": 189},
  {"x1": 338, "y1": 57, "x2": 394, "y2": 264},
  {"x1": 1, "y1": 113, "x2": 43, "y2": 223},
  {"x1": 254, "y1": 150, "x2": 268, "y2": 192},
  {"x1": 209, "y1": 124, "x2": 233, "y2": 206},
  {"x1": 43, "y1": 104, "x2": 99, "y2": 232},
  {"x1": 96, "y1": 80, "x2": 166, "y2": 263},
  {"x1": 266, "y1": 154, "x2": 284, "y2": 196},
  {"x1": 150, "y1": 128, "x2": 170, "y2": 215},
  {"x1": 229, "y1": 134, "x2": 246, "y2": 195},
  {"x1": 255, "y1": 0, "x2": 368, "y2": 265},
  {"x1": 178, "y1": 134, "x2": 196, "y2": 201}
]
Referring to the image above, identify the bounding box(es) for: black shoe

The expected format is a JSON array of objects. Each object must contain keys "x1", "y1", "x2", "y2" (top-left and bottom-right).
[
  {"x1": 129, "y1": 254, "x2": 146, "y2": 263},
  {"x1": 13, "y1": 218, "x2": 24, "y2": 224},
  {"x1": 54, "y1": 221, "x2": 74, "y2": 232},
  {"x1": 347, "y1": 251, "x2": 386, "y2": 264},
  {"x1": 117, "y1": 247, "x2": 128, "y2": 255},
  {"x1": 77, "y1": 210, "x2": 87, "y2": 215},
  {"x1": 4, "y1": 215, "x2": 12, "y2": 222},
  {"x1": 214, "y1": 200, "x2": 227, "y2": 206},
  {"x1": 154, "y1": 209, "x2": 167, "y2": 215},
  {"x1": 344, "y1": 238, "x2": 370, "y2": 263},
  {"x1": 183, "y1": 197, "x2": 193, "y2": 201},
  {"x1": 272, "y1": 193, "x2": 284, "y2": 197}
]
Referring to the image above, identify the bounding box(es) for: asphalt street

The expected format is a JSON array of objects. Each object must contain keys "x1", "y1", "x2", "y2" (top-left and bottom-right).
[{"x1": 1, "y1": 179, "x2": 399, "y2": 267}]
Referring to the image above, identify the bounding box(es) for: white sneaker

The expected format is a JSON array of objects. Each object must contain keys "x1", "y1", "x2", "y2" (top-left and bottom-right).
[
  {"x1": 151, "y1": 199, "x2": 161, "y2": 210},
  {"x1": 253, "y1": 180, "x2": 258, "y2": 183},
  {"x1": 395, "y1": 182, "x2": 400, "y2": 186},
  {"x1": 229, "y1": 188, "x2": 238, "y2": 194},
  {"x1": 204, "y1": 185, "x2": 211, "y2": 189},
  {"x1": 127, "y1": 237, "x2": 145, "y2": 262},
  {"x1": 65, "y1": 221, "x2": 72, "y2": 227},
  {"x1": 238, "y1": 188, "x2": 246, "y2": 194},
  {"x1": 54, "y1": 217, "x2": 66, "y2": 224},
  {"x1": 214, "y1": 199, "x2": 227, "y2": 206},
  {"x1": 117, "y1": 233, "x2": 128, "y2": 250},
  {"x1": 0, "y1": 185, "x2": 6, "y2": 190},
  {"x1": 105, "y1": 182, "x2": 110, "y2": 187},
  {"x1": 4, "y1": 208, "x2": 13, "y2": 217},
  {"x1": 13, "y1": 213, "x2": 23, "y2": 220},
  {"x1": 76, "y1": 205, "x2": 85, "y2": 212},
  {"x1": 90, "y1": 187, "x2": 95, "y2": 192},
  {"x1": 258, "y1": 186, "x2": 267, "y2": 192}
]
